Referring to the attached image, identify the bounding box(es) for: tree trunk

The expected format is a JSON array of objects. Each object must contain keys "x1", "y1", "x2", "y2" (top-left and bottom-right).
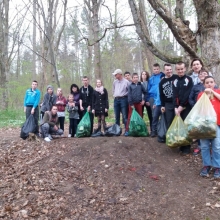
[
  {"x1": 32, "y1": 0, "x2": 37, "y2": 79},
  {"x1": 0, "y1": 0, "x2": 9, "y2": 110},
  {"x1": 193, "y1": 0, "x2": 220, "y2": 81}
]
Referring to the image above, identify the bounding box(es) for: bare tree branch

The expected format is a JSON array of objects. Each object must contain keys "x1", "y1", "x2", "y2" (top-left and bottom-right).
[
  {"x1": 128, "y1": 0, "x2": 182, "y2": 63},
  {"x1": 147, "y1": 0, "x2": 198, "y2": 57},
  {"x1": 73, "y1": 23, "x2": 135, "y2": 46}
]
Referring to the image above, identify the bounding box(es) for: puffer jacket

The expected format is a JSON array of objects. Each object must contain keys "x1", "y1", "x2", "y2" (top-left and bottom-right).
[{"x1": 128, "y1": 82, "x2": 146, "y2": 106}]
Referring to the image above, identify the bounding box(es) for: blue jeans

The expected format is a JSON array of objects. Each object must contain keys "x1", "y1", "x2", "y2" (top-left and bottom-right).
[
  {"x1": 200, "y1": 125, "x2": 220, "y2": 168},
  {"x1": 114, "y1": 97, "x2": 128, "y2": 128},
  {"x1": 152, "y1": 105, "x2": 161, "y2": 132}
]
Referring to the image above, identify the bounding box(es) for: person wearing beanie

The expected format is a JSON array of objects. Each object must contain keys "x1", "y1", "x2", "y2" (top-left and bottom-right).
[{"x1": 40, "y1": 85, "x2": 57, "y2": 120}]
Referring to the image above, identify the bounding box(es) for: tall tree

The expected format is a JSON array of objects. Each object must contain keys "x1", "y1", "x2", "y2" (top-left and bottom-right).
[
  {"x1": 84, "y1": 0, "x2": 103, "y2": 79},
  {"x1": 0, "y1": 0, "x2": 9, "y2": 109},
  {"x1": 128, "y1": 0, "x2": 220, "y2": 81}
]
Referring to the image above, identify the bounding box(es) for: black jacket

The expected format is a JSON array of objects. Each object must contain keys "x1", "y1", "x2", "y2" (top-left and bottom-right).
[
  {"x1": 79, "y1": 85, "x2": 94, "y2": 108},
  {"x1": 128, "y1": 82, "x2": 146, "y2": 106},
  {"x1": 159, "y1": 74, "x2": 178, "y2": 107},
  {"x1": 92, "y1": 89, "x2": 109, "y2": 116},
  {"x1": 173, "y1": 75, "x2": 193, "y2": 108}
]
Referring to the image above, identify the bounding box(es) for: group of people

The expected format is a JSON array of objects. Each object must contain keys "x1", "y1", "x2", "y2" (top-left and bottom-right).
[{"x1": 23, "y1": 57, "x2": 220, "y2": 178}]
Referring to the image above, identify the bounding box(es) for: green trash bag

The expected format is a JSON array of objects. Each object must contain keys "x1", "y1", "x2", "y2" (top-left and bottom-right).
[
  {"x1": 129, "y1": 109, "x2": 148, "y2": 137},
  {"x1": 184, "y1": 93, "x2": 217, "y2": 139},
  {"x1": 166, "y1": 115, "x2": 191, "y2": 148},
  {"x1": 76, "y1": 112, "x2": 91, "y2": 138}
]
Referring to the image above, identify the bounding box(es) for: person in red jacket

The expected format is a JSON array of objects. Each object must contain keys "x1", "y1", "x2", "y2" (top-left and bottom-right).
[
  {"x1": 56, "y1": 88, "x2": 67, "y2": 132},
  {"x1": 198, "y1": 76, "x2": 220, "y2": 178}
]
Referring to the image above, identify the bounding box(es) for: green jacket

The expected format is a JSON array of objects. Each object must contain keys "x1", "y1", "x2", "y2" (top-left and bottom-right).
[{"x1": 40, "y1": 111, "x2": 59, "y2": 127}]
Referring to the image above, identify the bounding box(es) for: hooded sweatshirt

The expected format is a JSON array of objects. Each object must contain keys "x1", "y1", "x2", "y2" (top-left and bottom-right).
[
  {"x1": 146, "y1": 72, "x2": 165, "y2": 101},
  {"x1": 40, "y1": 85, "x2": 57, "y2": 112}
]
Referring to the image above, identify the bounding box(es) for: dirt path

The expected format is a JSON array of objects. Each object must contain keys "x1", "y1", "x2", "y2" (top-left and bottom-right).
[{"x1": 0, "y1": 127, "x2": 219, "y2": 219}]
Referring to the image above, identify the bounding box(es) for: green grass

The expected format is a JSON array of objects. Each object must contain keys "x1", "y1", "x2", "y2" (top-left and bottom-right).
[
  {"x1": 0, "y1": 108, "x2": 25, "y2": 128},
  {"x1": 0, "y1": 103, "x2": 150, "y2": 128}
]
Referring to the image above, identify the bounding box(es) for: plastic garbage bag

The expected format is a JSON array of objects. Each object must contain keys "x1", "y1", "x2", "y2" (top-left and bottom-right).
[
  {"x1": 129, "y1": 109, "x2": 148, "y2": 137},
  {"x1": 105, "y1": 124, "x2": 122, "y2": 137},
  {"x1": 91, "y1": 131, "x2": 104, "y2": 137},
  {"x1": 20, "y1": 115, "x2": 37, "y2": 140},
  {"x1": 184, "y1": 93, "x2": 217, "y2": 139},
  {"x1": 76, "y1": 112, "x2": 91, "y2": 138},
  {"x1": 157, "y1": 113, "x2": 167, "y2": 142},
  {"x1": 166, "y1": 115, "x2": 191, "y2": 148}
]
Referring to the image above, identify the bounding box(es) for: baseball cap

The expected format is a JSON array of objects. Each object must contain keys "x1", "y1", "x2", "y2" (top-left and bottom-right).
[{"x1": 112, "y1": 69, "x2": 122, "y2": 76}]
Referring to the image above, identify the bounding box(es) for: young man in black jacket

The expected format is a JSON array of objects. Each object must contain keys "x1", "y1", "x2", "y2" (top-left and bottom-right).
[
  {"x1": 173, "y1": 61, "x2": 193, "y2": 154},
  {"x1": 159, "y1": 63, "x2": 178, "y2": 128},
  {"x1": 79, "y1": 76, "x2": 94, "y2": 135}
]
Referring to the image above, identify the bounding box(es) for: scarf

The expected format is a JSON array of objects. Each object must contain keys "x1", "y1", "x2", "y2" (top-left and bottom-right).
[
  {"x1": 95, "y1": 86, "x2": 104, "y2": 94},
  {"x1": 191, "y1": 72, "x2": 200, "y2": 85}
]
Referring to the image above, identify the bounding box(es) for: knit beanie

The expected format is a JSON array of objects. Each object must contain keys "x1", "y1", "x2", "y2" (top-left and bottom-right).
[{"x1": 47, "y1": 85, "x2": 53, "y2": 91}]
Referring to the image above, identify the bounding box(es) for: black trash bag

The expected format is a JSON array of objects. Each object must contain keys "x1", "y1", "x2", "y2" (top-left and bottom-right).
[
  {"x1": 105, "y1": 124, "x2": 122, "y2": 137},
  {"x1": 157, "y1": 113, "x2": 167, "y2": 141},
  {"x1": 91, "y1": 131, "x2": 104, "y2": 137},
  {"x1": 20, "y1": 115, "x2": 37, "y2": 140}
]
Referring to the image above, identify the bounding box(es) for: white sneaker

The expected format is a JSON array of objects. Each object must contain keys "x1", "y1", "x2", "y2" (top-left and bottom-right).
[
  {"x1": 44, "y1": 137, "x2": 51, "y2": 142},
  {"x1": 68, "y1": 134, "x2": 71, "y2": 138},
  {"x1": 48, "y1": 134, "x2": 53, "y2": 140}
]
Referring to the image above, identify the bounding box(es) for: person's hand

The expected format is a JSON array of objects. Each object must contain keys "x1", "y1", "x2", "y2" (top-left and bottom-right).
[
  {"x1": 87, "y1": 106, "x2": 91, "y2": 112},
  {"x1": 80, "y1": 106, "x2": 84, "y2": 111},
  {"x1": 161, "y1": 107, "x2": 165, "y2": 113},
  {"x1": 146, "y1": 102, "x2": 150, "y2": 106},
  {"x1": 54, "y1": 125, "x2": 58, "y2": 131},
  {"x1": 131, "y1": 105, "x2": 134, "y2": 109},
  {"x1": 92, "y1": 109, "x2": 95, "y2": 114},
  {"x1": 31, "y1": 108, "x2": 35, "y2": 114},
  {"x1": 177, "y1": 106, "x2": 184, "y2": 114},
  {"x1": 24, "y1": 107, "x2": 26, "y2": 113},
  {"x1": 72, "y1": 102, "x2": 75, "y2": 107},
  {"x1": 153, "y1": 105, "x2": 156, "y2": 109},
  {"x1": 105, "y1": 108, "x2": 108, "y2": 112},
  {"x1": 175, "y1": 108, "x2": 180, "y2": 116},
  {"x1": 140, "y1": 100, "x2": 145, "y2": 106},
  {"x1": 204, "y1": 88, "x2": 213, "y2": 98}
]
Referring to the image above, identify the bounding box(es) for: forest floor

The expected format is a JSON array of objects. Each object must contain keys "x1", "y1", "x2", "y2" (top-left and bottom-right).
[{"x1": 0, "y1": 126, "x2": 220, "y2": 220}]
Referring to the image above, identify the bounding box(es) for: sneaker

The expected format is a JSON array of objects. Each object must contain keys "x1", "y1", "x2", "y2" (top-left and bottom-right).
[
  {"x1": 44, "y1": 137, "x2": 51, "y2": 142},
  {"x1": 193, "y1": 148, "x2": 201, "y2": 156},
  {"x1": 68, "y1": 134, "x2": 71, "y2": 138},
  {"x1": 124, "y1": 131, "x2": 129, "y2": 137},
  {"x1": 214, "y1": 168, "x2": 220, "y2": 179},
  {"x1": 150, "y1": 131, "x2": 157, "y2": 138},
  {"x1": 200, "y1": 166, "x2": 211, "y2": 177},
  {"x1": 48, "y1": 134, "x2": 53, "y2": 140}
]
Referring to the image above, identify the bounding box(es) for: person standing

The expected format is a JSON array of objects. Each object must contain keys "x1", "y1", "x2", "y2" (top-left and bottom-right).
[
  {"x1": 160, "y1": 63, "x2": 178, "y2": 129},
  {"x1": 124, "y1": 71, "x2": 132, "y2": 82},
  {"x1": 125, "y1": 73, "x2": 146, "y2": 135},
  {"x1": 173, "y1": 61, "x2": 193, "y2": 155},
  {"x1": 23, "y1": 80, "x2": 41, "y2": 135},
  {"x1": 198, "y1": 76, "x2": 220, "y2": 178},
  {"x1": 140, "y1": 70, "x2": 153, "y2": 131},
  {"x1": 67, "y1": 94, "x2": 79, "y2": 137},
  {"x1": 146, "y1": 63, "x2": 165, "y2": 112},
  {"x1": 40, "y1": 85, "x2": 57, "y2": 119},
  {"x1": 112, "y1": 69, "x2": 130, "y2": 135},
  {"x1": 79, "y1": 76, "x2": 94, "y2": 135},
  {"x1": 190, "y1": 58, "x2": 204, "y2": 85},
  {"x1": 55, "y1": 88, "x2": 67, "y2": 132},
  {"x1": 92, "y1": 79, "x2": 109, "y2": 133}
]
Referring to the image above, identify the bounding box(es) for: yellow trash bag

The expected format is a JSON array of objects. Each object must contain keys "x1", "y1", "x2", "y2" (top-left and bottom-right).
[
  {"x1": 184, "y1": 93, "x2": 217, "y2": 139},
  {"x1": 166, "y1": 116, "x2": 191, "y2": 148}
]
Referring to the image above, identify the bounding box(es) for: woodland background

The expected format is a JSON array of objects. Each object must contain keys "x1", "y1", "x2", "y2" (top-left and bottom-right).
[{"x1": 0, "y1": 0, "x2": 220, "y2": 112}]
